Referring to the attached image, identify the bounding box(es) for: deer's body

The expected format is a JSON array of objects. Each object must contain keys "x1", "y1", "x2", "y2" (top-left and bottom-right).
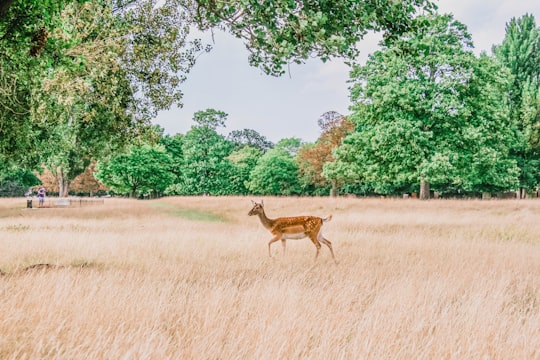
[{"x1": 248, "y1": 201, "x2": 337, "y2": 263}]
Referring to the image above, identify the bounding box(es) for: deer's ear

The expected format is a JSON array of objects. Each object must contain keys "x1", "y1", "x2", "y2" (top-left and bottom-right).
[
  {"x1": 261, "y1": 200, "x2": 264, "y2": 206},
  {"x1": 251, "y1": 200, "x2": 255, "y2": 205}
]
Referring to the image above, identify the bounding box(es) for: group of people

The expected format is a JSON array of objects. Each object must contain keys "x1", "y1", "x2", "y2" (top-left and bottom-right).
[{"x1": 25, "y1": 186, "x2": 47, "y2": 208}]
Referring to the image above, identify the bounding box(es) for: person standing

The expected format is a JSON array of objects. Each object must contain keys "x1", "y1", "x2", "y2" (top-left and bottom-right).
[{"x1": 37, "y1": 187, "x2": 46, "y2": 208}]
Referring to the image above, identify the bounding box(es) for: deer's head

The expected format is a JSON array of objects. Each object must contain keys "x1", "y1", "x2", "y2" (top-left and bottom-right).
[{"x1": 248, "y1": 200, "x2": 264, "y2": 216}]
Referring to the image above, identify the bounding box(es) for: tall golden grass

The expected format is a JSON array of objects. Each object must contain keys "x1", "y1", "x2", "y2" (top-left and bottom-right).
[{"x1": 1, "y1": 196, "x2": 539, "y2": 359}]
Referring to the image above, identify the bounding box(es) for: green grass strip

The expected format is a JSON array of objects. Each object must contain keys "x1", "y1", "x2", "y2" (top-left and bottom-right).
[{"x1": 148, "y1": 202, "x2": 226, "y2": 222}]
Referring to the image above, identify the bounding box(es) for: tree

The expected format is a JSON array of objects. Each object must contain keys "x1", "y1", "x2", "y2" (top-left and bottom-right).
[
  {"x1": 30, "y1": 1, "x2": 207, "y2": 197},
  {"x1": 297, "y1": 111, "x2": 354, "y2": 196},
  {"x1": 0, "y1": 164, "x2": 41, "y2": 197},
  {"x1": 326, "y1": 14, "x2": 520, "y2": 198},
  {"x1": 70, "y1": 162, "x2": 108, "y2": 196},
  {"x1": 493, "y1": 14, "x2": 540, "y2": 197},
  {"x1": 95, "y1": 144, "x2": 174, "y2": 198},
  {"x1": 227, "y1": 128, "x2": 274, "y2": 152},
  {"x1": 167, "y1": 109, "x2": 235, "y2": 195},
  {"x1": 227, "y1": 145, "x2": 263, "y2": 194},
  {"x1": 160, "y1": 133, "x2": 185, "y2": 184},
  {"x1": 247, "y1": 138, "x2": 302, "y2": 195}
]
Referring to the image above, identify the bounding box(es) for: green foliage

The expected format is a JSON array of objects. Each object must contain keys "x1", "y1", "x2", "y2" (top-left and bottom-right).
[
  {"x1": 327, "y1": 14, "x2": 520, "y2": 195},
  {"x1": 227, "y1": 146, "x2": 263, "y2": 194},
  {"x1": 1, "y1": 0, "x2": 204, "y2": 193},
  {"x1": 192, "y1": 108, "x2": 228, "y2": 129},
  {"x1": 160, "y1": 133, "x2": 185, "y2": 183},
  {"x1": 247, "y1": 138, "x2": 302, "y2": 195},
  {"x1": 148, "y1": 202, "x2": 225, "y2": 222},
  {"x1": 193, "y1": 0, "x2": 437, "y2": 75},
  {"x1": 493, "y1": 14, "x2": 540, "y2": 192},
  {"x1": 274, "y1": 137, "x2": 303, "y2": 156},
  {"x1": 167, "y1": 115, "x2": 235, "y2": 195},
  {"x1": 1, "y1": 0, "x2": 439, "y2": 193},
  {"x1": 227, "y1": 129, "x2": 274, "y2": 152},
  {"x1": 95, "y1": 144, "x2": 174, "y2": 197},
  {"x1": 0, "y1": 164, "x2": 42, "y2": 197}
]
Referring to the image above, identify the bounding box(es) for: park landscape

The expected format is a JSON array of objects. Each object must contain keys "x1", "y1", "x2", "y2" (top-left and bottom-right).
[
  {"x1": 1, "y1": 196, "x2": 539, "y2": 359},
  {"x1": 1, "y1": 1, "x2": 540, "y2": 358}
]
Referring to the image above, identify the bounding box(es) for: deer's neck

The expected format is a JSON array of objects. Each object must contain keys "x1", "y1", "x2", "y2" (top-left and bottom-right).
[{"x1": 257, "y1": 210, "x2": 274, "y2": 230}]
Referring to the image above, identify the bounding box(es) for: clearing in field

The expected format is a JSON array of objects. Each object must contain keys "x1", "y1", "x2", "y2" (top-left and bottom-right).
[{"x1": 1, "y1": 196, "x2": 539, "y2": 359}]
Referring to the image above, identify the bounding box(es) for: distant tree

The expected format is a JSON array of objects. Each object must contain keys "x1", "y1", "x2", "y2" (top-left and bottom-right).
[
  {"x1": 95, "y1": 144, "x2": 174, "y2": 198},
  {"x1": 274, "y1": 137, "x2": 303, "y2": 156},
  {"x1": 192, "y1": 109, "x2": 228, "y2": 129},
  {"x1": 167, "y1": 109, "x2": 235, "y2": 195},
  {"x1": 70, "y1": 162, "x2": 107, "y2": 196},
  {"x1": 326, "y1": 14, "x2": 520, "y2": 198},
  {"x1": 227, "y1": 146, "x2": 263, "y2": 194},
  {"x1": 0, "y1": 164, "x2": 41, "y2": 197},
  {"x1": 160, "y1": 133, "x2": 185, "y2": 184},
  {"x1": 247, "y1": 138, "x2": 302, "y2": 195},
  {"x1": 227, "y1": 129, "x2": 274, "y2": 152},
  {"x1": 493, "y1": 14, "x2": 540, "y2": 197},
  {"x1": 297, "y1": 111, "x2": 354, "y2": 196}
]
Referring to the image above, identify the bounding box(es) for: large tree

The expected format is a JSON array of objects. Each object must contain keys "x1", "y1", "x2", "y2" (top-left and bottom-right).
[
  {"x1": 30, "y1": 1, "x2": 205, "y2": 196},
  {"x1": 167, "y1": 109, "x2": 235, "y2": 195},
  {"x1": 326, "y1": 14, "x2": 520, "y2": 198},
  {"x1": 227, "y1": 129, "x2": 274, "y2": 152},
  {"x1": 493, "y1": 14, "x2": 540, "y2": 197},
  {"x1": 95, "y1": 144, "x2": 174, "y2": 198}
]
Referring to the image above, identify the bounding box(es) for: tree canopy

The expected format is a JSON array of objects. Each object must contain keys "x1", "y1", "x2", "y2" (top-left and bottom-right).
[
  {"x1": 95, "y1": 144, "x2": 174, "y2": 198},
  {"x1": 325, "y1": 14, "x2": 520, "y2": 198},
  {"x1": 493, "y1": 14, "x2": 540, "y2": 196}
]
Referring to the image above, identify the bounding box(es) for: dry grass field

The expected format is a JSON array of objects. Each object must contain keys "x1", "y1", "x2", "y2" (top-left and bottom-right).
[{"x1": 1, "y1": 196, "x2": 539, "y2": 359}]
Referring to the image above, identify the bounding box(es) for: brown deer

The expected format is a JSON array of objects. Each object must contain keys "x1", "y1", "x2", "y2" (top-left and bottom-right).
[{"x1": 248, "y1": 200, "x2": 337, "y2": 263}]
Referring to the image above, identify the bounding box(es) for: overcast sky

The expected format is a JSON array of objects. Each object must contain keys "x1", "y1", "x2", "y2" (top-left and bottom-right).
[{"x1": 154, "y1": 0, "x2": 540, "y2": 143}]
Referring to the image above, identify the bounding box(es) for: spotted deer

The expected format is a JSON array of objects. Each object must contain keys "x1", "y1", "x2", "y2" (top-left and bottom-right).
[{"x1": 248, "y1": 200, "x2": 337, "y2": 263}]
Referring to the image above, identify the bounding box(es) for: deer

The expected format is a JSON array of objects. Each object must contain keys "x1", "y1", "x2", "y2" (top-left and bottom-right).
[{"x1": 248, "y1": 200, "x2": 337, "y2": 264}]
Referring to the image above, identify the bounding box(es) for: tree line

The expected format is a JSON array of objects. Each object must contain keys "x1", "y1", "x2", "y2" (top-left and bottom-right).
[
  {"x1": 0, "y1": 1, "x2": 539, "y2": 199},
  {"x1": 94, "y1": 13, "x2": 540, "y2": 199}
]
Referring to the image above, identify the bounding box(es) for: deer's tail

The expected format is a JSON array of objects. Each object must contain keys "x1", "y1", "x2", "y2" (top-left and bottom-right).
[{"x1": 322, "y1": 214, "x2": 333, "y2": 223}]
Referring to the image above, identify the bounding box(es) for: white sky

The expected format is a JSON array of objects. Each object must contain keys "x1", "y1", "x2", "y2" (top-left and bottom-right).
[{"x1": 154, "y1": 0, "x2": 540, "y2": 143}]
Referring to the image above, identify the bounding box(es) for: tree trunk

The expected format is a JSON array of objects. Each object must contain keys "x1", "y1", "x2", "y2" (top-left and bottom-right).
[
  {"x1": 56, "y1": 166, "x2": 70, "y2": 197},
  {"x1": 419, "y1": 180, "x2": 430, "y2": 200},
  {"x1": 330, "y1": 180, "x2": 338, "y2": 197}
]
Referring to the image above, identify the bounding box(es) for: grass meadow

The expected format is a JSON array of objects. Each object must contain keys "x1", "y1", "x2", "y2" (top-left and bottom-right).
[{"x1": 1, "y1": 196, "x2": 539, "y2": 359}]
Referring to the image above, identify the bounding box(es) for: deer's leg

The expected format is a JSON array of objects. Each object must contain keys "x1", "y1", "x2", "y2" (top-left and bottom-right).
[
  {"x1": 281, "y1": 239, "x2": 286, "y2": 256},
  {"x1": 318, "y1": 233, "x2": 338, "y2": 264},
  {"x1": 268, "y1": 235, "x2": 281, "y2": 257},
  {"x1": 308, "y1": 233, "x2": 322, "y2": 261}
]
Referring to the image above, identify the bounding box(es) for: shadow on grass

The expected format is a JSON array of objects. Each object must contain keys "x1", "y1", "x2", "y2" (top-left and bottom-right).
[{"x1": 0, "y1": 261, "x2": 101, "y2": 277}]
